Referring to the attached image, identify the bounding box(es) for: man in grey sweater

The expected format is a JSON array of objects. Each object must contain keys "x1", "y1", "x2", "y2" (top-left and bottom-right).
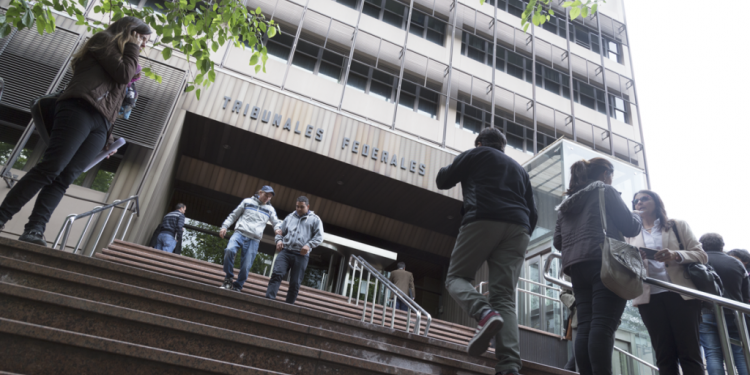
[
  {"x1": 219, "y1": 185, "x2": 282, "y2": 291},
  {"x1": 265, "y1": 196, "x2": 324, "y2": 304}
]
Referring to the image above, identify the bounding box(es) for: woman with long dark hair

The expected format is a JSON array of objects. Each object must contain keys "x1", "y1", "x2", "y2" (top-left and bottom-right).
[
  {"x1": 626, "y1": 190, "x2": 707, "y2": 375},
  {"x1": 553, "y1": 157, "x2": 641, "y2": 375},
  {"x1": 0, "y1": 17, "x2": 150, "y2": 245}
]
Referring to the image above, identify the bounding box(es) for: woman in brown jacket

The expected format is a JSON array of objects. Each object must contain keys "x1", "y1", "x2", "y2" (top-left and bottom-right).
[
  {"x1": 627, "y1": 190, "x2": 707, "y2": 375},
  {"x1": 0, "y1": 17, "x2": 150, "y2": 245}
]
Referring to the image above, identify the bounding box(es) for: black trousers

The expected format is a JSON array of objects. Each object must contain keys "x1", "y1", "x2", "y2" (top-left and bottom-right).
[
  {"x1": 638, "y1": 292, "x2": 703, "y2": 375},
  {"x1": 265, "y1": 249, "x2": 309, "y2": 304},
  {"x1": 0, "y1": 99, "x2": 108, "y2": 232},
  {"x1": 569, "y1": 260, "x2": 627, "y2": 375}
]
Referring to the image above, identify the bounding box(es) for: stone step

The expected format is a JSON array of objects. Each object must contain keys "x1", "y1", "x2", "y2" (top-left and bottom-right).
[
  {"x1": 0, "y1": 282, "x2": 448, "y2": 375},
  {"x1": 0, "y1": 238, "x2": 574, "y2": 375},
  {"x1": 0, "y1": 317, "x2": 286, "y2": 375},
  {"x1": 0, "y1": 251, "x2": 496, "y2": 373},
  {"x1": 104, "y1": 240, "x2": 477, "y2": 344}
]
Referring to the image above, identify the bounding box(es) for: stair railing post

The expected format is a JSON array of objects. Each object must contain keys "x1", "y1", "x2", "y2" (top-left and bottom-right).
[
  {"x1": 406, "y1": 306, "x2": 411, "y2": 333},
  {"x1": 90, "y1": 200, "x2": 120, "y2": 257},
  {"x1": 391, "y1": 293, "x2": 397, "y2": 328},
  {"x1": 355, "y1": 261, "x2": 364, "y2": 307},
  {"x1": 361, "y1": 271, "x2": 371, "y2": 322},
  {"x1": 74, "y1": 206, "x2": 101, "y2": 255},
  {"x1": 413, "y1": 311, "x2": 422, "y2": 335},
  {"x1": 58, "y1": 216, "x2": 76, "y2": 251},
  {"x1": 716, "y1": 305, "x2": 738, "y2": 375},
  {"x1": 735, "y1": 310, "x2": 750, "y2": 374},
  {"x1": 109, "y1": 199, "x2": 132, "y2": 246},
  {"x1": 53, "y1": 214, "x2": 76, "y2": 249},
  {"x1": 381, "y1": 289, "x2": 389, "y2": 326},
  {"x1": 370, "y1": 277, "x2": 379, "y2": 324}
]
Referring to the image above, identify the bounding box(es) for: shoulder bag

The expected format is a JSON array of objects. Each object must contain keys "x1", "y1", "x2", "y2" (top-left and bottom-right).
[
  {"x1": 598, "y1": 186, "x2": 646, "y2": 300},
  {"x1": 29, "y1": 91, "x2": 62, "y2": 146},
  {"x1": 673, "y1": 225, "x2": 723, "y2": 296}
]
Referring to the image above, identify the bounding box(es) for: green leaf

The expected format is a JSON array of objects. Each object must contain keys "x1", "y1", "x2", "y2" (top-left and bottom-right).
[
  {"x1": 562, "y1": 1, "x2": 573, "y2": 7},
  {"x1": 255, "y1": 6, "x2": 261, "y2": 14},
  {"x1": 249, "y1": 52, "x2": 259, "y2": 65},
  {"x1": 570, "y1": 7, "x2": 581, "y2": 19},
  {"x1": 155, "y1": 2, "x2": 163, "y2": 9},
  {"x1": 208, "y1": 70, "x2": 215, "y2": 82},
  {"x1": 21, "y1": 10, "x2": 34, "y2": 28},
  {"x1": 0, "y1": 24, "x2": 11, "y2": 39},
  {"x1": 581, "y1": 6, "x2": 588, "y2": 18},
  {"x1": 549, "y1": 9, "x2": 555, "y2": 16},
  {"x1": 156, "y1": 74, "x2": 163, "y2": 84},
  {"x1": 162, "y1": 47, "x2": 172, "y2": 60},
  {"x1": 196, "y1": 88, "x2": 201, "y2": 100},
  {"x1": 523, "y1": 23, "x2": 529, "y2": 33},
  {"x1": 94, "y1": 5, "x2": 101, "y2": 12},
  {"x1": 36, "y1": 16, "x2": 46, "y2": 34},
  {"x1": 268, "y1": 25, "x2": 276, "y2": 37},
  {"x1": 185, "y1": 85, "x2": 195, "y2": 92},
  {"x1": 187, "y1": 24, "x2": 197, "y2": 36},
  {"x1": 254, "y1": 65, "x2": 261, "y2": 74},
  {"x1": 591, "y1": 4, "x2": 598, "y2": 14}
]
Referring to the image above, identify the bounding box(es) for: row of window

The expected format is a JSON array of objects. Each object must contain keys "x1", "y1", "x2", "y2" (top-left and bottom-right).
[
  {"x1": 454, "y1": 103, "x2": 555, "y2": 154},
  {"x1": 460, "y1": 33, "x2": 631, "y2": 124},
  {"x1": 335, "y1": 0, "x2": 447, "y2": 46}
]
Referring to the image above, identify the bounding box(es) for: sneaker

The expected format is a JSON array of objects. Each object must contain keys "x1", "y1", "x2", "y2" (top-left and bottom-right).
[
  {"x1": 19, "y1": 230, "x2": 47, "y2": 247},
  {"x1": 231, "y1": 286, "x2": 242, "y2": 292},
  {"x1": 468, "y1": 310, "x2": 504, "y2": 356},
  {"x1": 219, "y1": 278, "x2": 232, "y2": 289}
]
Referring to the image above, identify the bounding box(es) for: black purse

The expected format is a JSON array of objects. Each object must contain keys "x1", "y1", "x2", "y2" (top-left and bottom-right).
[
  {"x1": 29, "y1": 91, "x2": 62, "y2": 146},
  {"x1": 673, "y1": 225, "x2": 723, "y2": 296}
]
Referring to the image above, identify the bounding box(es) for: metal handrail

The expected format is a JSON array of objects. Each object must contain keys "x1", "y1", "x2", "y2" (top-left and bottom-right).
[
  {"x1": 543, "y1": 252, "x2": 750, "y2": 375},
  {"x1": 346, "y1": 255, "x2": 432, "y2": 336},
  {"x1": 613, "y1": 346, "x2": 659, "y2": 371},
  {"x1": 53, "y1": 195, "x2": 140, "y2": 255}
]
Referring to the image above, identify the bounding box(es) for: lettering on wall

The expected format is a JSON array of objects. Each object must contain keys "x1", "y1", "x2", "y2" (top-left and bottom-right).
[
  {"x1": 222, "y1": 96, "x2": 324, "y2": 142},
  {"x1": 341, "y1": 137, "x2": 427, "y2": 176}
]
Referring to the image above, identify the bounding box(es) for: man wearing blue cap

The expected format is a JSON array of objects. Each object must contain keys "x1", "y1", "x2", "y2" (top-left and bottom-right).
[{"x1": 219, "y1": 185, "x2": 283, "y2": 291}]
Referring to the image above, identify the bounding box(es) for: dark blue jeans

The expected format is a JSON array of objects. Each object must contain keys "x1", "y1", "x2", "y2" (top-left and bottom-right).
[
  {"x1": 223, "y1": 232, "x2": 260, "y2": 290},
  {"x1": 396, "y1": 298, "x2": 409, "y2": 311},
  {"x1": 0, "y1": 99, "x2": 108, "y2": 232},
  {"x1": 569, "y1": 260, "x2": 627, "y2": 375},
  {"x1": 701, "y1": 313, "x2": 749, "y2": 375},
  {"x1": 265, "y1": 249, "x2": 309, "y2": 304}
]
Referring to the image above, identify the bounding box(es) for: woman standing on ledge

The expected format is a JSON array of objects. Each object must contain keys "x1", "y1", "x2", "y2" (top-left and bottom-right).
[{"x1": 0, "y1": 17, "x2": 150, "y2": 245}]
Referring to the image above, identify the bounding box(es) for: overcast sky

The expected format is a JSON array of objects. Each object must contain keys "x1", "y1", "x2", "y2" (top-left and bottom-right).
[{"x1": 625, "y1": 0, "x2": 750, "y2": 251}]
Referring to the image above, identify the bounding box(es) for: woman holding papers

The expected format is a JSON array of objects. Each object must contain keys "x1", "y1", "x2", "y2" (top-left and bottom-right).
[
  {"x1": 626, "y1": 190, "x2": 707, "y2": 375},
  {"x1": 0, "y1": 17, "x2": 150, "y2": 246}
]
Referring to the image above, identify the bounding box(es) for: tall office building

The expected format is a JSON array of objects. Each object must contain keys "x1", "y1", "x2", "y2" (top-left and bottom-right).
[{"x1": 0, "y1": 0, "x2": 653, "y2": 370}]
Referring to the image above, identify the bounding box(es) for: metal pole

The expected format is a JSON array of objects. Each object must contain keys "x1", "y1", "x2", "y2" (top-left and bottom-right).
[
  {"x1": 382, "y1": 289, "x2": 389, "y2": 326},
  {"x1": 121, "y1": 210, "x2": 136, "y2": 241},
  {"x1": 594, "y1": 13, "x2": 614, "y2": 155},
  {"x1": 370, "y1": 277, "x2": 379, "y2": 324},
  {"x1": 109, "y1": 200, "x2": 132, "y2": 246},
  {"x1": 280, "y1": 0, "x2": 312, "y2": 89},
  {"x1": 735, "y1": 311, "x2": 750, "y2": 375},
  {"x1": 355, "y1": 263, "x2": 364, "y2": 307},
  {"x1": 59, "y1": 217, "x2": 76, "y2": 251},
  {"x1": 90, "y1": 201, "x2": 119, "y2": 257},
  {"x1": 441, "y1": 0, "x2": 459, "y2": 148},
  {"x1": 391, "y1": 293, "x2": 397, "y2": 328},
  {"x1": 361, "y1": 271, "x2": 371, "y2": 321},
  {"x1": 406, "y1": 306, "x2": 412, "y2": 333},
  {"x1": 53, "y1": 214, "x2": 76, "y2": 249},
  {"x1": 390, "y1": 0, "x2": 416, "y2": 129},
  {"x1": 563, "y1": 6, "x2": 577, "y2": 141},
  {"x1": 74, "y1": 206, "x2": 101, "y2": 255},
  {"x1": 716, "y1": 305, "x2": 738, "y2": 375}
]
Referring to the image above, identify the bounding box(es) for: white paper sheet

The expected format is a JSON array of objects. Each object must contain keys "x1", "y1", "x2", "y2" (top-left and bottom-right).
[{"x1": 84, "y1": 137, "x2": 126, "y2": 173}]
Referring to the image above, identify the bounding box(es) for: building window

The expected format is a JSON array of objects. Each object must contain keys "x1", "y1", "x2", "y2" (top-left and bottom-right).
[
  {"x1": 347, "y1": 61, "x2": 397, "y2": 102},
  {"x1": 266, "y1": 31, "x2": 295, "y2": 62},
  {"x1": 292, "y1": 39, "x2": 347, "y2": 82},
  {"x1": 497, "y1": 45, "x2": 533, "y2": 83},
  {"x1": 609, "y1": 95, "x2": 630, "y2": 123},
  {"x1": 455, "y1": 102, "x2": 489, "y2": 134},
  {"x1": 409, "y1": 12, "x2": 446, "y2": 46},
  {"x1": 336, "y1": 0, "x2": 359, "y2": 9},
  {"x1": 362, "y1": 0, "x2": 407, "y2": 29},
  {"x1": 495, "y1": 118, "x2": 534, "y2": 154},
  {"x1": 71, "y1": 152, "x2": 124, "y2": 193},
  {"x1": 535, "y1": 63, "x2": 570, "y2": 99},
  {"x1": 399, "y1": 81, "x2": 439, "y2": 119},
  {"x1": 573, "y1": 80, "x2": 606, "y2": 114},
  {"x1": 604, "y1": 38, "x2": 622, "y2": 63}
]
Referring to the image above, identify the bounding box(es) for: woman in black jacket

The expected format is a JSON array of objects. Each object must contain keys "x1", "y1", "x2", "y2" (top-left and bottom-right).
[
  {"x1": 553, "y1": 157, "x2": 641, "y2": 375},
  {"x1": 0, "y1": 17, "x2": 150, "y2": 245}
]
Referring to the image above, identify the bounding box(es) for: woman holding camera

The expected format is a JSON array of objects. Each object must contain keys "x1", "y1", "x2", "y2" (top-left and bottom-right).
[
  {"x1": 553, "y1": 157, "x2": 642, "y2": 375},
  {"x1": 627, "y1": 190, "x2": 707, "y2": 375},
  {"x1": 0, "y1": 17, "x2": 150, "y2": 245}
]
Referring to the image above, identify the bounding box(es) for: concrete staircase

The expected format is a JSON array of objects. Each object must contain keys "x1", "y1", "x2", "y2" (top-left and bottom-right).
[{"x1": 0, "y1": 237, "x2": 576, "y2": 375}]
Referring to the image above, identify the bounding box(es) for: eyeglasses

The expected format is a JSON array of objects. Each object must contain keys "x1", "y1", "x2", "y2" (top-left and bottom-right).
[{"x1": 633, "y1": 196, "x2": 651, "y2": 205}]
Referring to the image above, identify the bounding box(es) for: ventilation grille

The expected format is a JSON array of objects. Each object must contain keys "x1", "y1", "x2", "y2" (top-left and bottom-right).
[
  {"x1": 57, "y1": 59, "x2": 185, "y2": 149},
  {"x1": 0, "y1": 26, "x2": 79, "y2": 112}
]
